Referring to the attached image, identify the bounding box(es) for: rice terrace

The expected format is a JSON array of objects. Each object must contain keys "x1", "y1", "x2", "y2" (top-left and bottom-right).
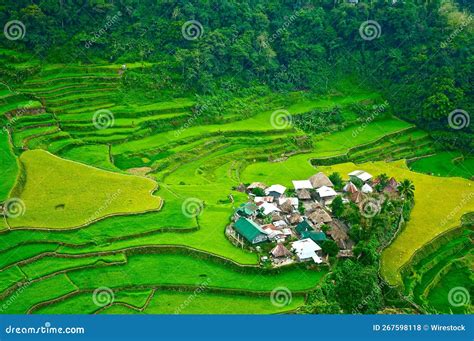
[{"x1": 0, "y1": 0, "x2": 472, "y2": 317}]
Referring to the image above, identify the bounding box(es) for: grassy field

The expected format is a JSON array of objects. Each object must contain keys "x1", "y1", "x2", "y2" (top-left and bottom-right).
[
  {"x1": 35, "y1": 290, "x2": 304, "y2": 314},
  {"x1": 1, "y1": 52, "x2": 471, "y2": 314},
  {"x1": 0, "y1": 132, "x2": 18, "y2": 201},
  {"x1": 426, "y1": 260, "x2": 472, "y2": 314},
  {"x1": 7, "y1": 149, "x2": 162, "y2": 229},
  {"x1": 401, "y1": 225, "x2": 472, "y2": 314},
  {"x1": 241, "y1": 118, "x2": 413, "y2": 185},
  {"x1": 1, "y1": 252, "x2": 325, "y2": 314},
  {"x1": 141, "y1": 291, "x2": 305, "y2": 314},
  {"x1": 60, "y1": 144, "x2": 122, "y2": 172},
  {"x1": 409, "y1": 151, "x2": 474, "y2": 179},
  {"x1": 66, "y1": 253, "x2": 325, "y2": 292}
]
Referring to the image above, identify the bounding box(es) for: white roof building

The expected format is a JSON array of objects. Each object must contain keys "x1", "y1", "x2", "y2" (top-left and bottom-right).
[
  {"x1": 291, "y1": 238, "x2": 322, "y2": 263},
  {"x1": 316, "y1": 185, "x2": 338, "y2": 198},
  {"x1": 259, "y1": 202, "x2": 281, "y2": 215},
  {"x1": 278, "y1": 197, "x2": 299, "y2": 208},
  {"x1": 361, "y1": 183, "x2": 373, "y2": 193},
  {"x1": 273, "y1": 220, "x2": 288, "y2": 228},
  {"x1": 254, "y1": 196, "x2": 274, "y2": 203},
  {"x1": 348, "y1": 170, "x2": 373, "y2": 182},
  {"x1": 292, "y1": 180, "x2": 313, "y2": 190},
  {"x1": 265, "y1": 184, "x2": 287, "y2": 195}
]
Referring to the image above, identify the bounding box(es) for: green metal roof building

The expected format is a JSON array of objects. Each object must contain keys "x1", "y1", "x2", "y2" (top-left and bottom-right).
[
  {"x1": 235, "y1": 202, "x2": 258, "y2": 217},
  {"x1": 234, "y1": 217, "x2": 267, "y2": 244},
  {"x1": 301, "y1": 231, "x2": 327, "y2": 243},
  {"x1": 296, "y1": 219, "x2": 313, "y2": 235}
]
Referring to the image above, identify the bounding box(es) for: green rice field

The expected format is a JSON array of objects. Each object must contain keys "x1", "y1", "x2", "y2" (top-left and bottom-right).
[{"x1": 0, "y1": 48, "x2": 472, "y2": 315}]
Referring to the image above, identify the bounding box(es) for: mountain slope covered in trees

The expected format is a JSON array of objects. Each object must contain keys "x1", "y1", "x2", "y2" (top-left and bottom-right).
[{"x1": 1, "y1": 0, "x2": 472, "y2": 152}]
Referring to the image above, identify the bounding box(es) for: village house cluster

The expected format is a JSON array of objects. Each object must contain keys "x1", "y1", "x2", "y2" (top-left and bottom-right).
[{"x1": 226, "y1": 170, "x2": 400, "y2": 267}]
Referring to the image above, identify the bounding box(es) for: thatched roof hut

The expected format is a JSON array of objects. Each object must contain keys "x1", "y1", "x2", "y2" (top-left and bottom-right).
[
  {"x1": 271, "y1": 212, "x2": 284, "y2": 222},
  {"x1": 296, "y1": 188, "x2": 312, "y2": 200},
  {"x1": 280, "y1": 200, "x2": 294, "y2": 214},
  {"x1": 308, "y1": 209, "x2": 333, "y2": 224},
  {"x1": 343, "y1": 182, "x2": 358, "y2": 194},
  {"x1": 270, "y1": 243, "x2": 292, "y2": 258},
  {"x1": 309, "y1": 172, "x2": 334, "y2": 188},
  {"x1": 288, "y1": 212, "x2": 302, "y2": 225},
  {"x1": 350, "y1": 191, "x2": 365, "y2": 205}
]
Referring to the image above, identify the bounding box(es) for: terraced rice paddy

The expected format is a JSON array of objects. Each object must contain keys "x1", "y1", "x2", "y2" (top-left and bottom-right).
[
  {"x1": 7, "y1": 149, "x2": 162, "y2": 229},
  {"x1": 0, "y1": 133, "x2": 18, "y2": 200},
  {"x1": 409, "y1": 151, "x2": 474, "y2": 180},
  {"x1": 402, "y1": 224, "x2": 473, "y2": 314},
  {"x1": 39, "y1": 290, "x2": 305, "y2": 315},
  {"x1": 1, "y1": 50, "x2": 472, "y2": 314}
]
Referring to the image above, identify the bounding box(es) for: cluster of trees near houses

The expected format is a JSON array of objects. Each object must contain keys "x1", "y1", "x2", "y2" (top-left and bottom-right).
[
  {"x1": 301, "y1": 172, "x2": 415, "y2": 314},
  {"x1": 2, "y1": 0, "x2": 472, "y2": 152}
]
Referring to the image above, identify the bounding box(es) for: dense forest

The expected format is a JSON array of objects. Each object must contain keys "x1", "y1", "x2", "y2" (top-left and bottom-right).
[{"x1": 1, "y1": 0, "x2": 472, "y2": 150}]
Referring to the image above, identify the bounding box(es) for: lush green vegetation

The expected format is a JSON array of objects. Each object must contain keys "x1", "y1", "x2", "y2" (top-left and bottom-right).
[
  {"x1": 409, "y1": 151, "x2": 474, "y2": 179},
  {"x1": 65, "y1": 253, "x2": 324, "y2": 292},
  {"x1": 0, "y1": 132, "x2": 18, "y2": 200},
  {"x1": 36, "y1": 289, "x2": 304, "y2": 314},
  {"x1": 2, "y1": 0, "x2": 472, "y2": 151},
  {"x1": 0, "y1": 0, "x2": 471, "y2": 315},
  {"x1": 401, "y1": 218, "x2": 473, "y2": 314},
  {"x1": 137, "y1": 291, "x2": 305, "y2": 314},
  {"x1": 8, "y1": 149, "x2": 162, "y2": 229},
  {"x1": 1, "y1": 252, "x2": 325, "y2": 314}
]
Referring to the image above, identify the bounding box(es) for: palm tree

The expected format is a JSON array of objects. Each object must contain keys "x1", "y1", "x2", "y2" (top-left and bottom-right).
[
  {"x1": 375, "y1": 173, "x2": 389, "y2": 192},
  {"x1": 398, "y1": 179, "x2": 415, "y2": 200}
]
